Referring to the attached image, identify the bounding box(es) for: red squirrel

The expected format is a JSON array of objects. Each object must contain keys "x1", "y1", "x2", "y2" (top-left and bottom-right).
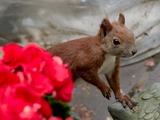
[{"x1": 47, "y1": 13, "x2": 138, "y2": 109}]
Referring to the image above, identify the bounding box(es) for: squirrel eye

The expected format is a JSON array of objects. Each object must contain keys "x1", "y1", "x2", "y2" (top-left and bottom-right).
[{"x1": 113, "y1": 39, "x2": 120, "y2": 45}]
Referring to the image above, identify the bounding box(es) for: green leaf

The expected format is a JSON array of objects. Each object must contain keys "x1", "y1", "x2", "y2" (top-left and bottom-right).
[{"x1": 44, "y1": 95, "x2": 79, "y2": 120}]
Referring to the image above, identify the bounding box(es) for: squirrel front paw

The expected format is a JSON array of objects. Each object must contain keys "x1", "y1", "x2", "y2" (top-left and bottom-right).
[
  {"x1": 101, "y1": 87, "x2": 112, "y2": 100},
  {"x1": 116, "y1": 94, "x2": 138, "y2": 109}
]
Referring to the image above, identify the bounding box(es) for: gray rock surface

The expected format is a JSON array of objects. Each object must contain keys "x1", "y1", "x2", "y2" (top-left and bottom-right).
[{"x1": 108, "y1": 83, "x2": 160, "y2": 120}]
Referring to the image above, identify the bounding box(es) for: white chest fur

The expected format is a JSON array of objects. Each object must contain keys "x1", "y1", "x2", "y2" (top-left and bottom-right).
[{"x1": 98, "y1": 54, "x2": 116, "y2": 75}]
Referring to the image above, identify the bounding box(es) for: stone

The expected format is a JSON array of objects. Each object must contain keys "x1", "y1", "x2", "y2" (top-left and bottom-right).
[
  {"x1": 154, "y1": 92, "x2": 160, "y2": 98},
  {"x1": 143, "y1": 112, "x2": 154, "y2": 119},
  {"x1": 149, "y1": 88, "x2": 157, "y2": 94},
  {"x1": 142, "y1": 93, "x2": 153, "y2": 100},
  {"x1": 154, "y1": 112, "x2": 159, "y2": 120},
  {"x1": 108, "y1": 83, "x2": 160, "y2": 120},
  {"x1": 139, "y1": 110, "x2": 145, "y2": 119},
  {"x1": 145, "y1": 104, "x2": 157, "y2": 114},
  {"x1": 156, "y1": 97, "x2": 160, "y2": 100},
  {"x1": 108, "y1": 102, "x2": 136, "y2": 120}
]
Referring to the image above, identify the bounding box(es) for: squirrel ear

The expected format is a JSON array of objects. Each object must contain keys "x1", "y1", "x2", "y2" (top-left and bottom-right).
[
  {"x1": 118, "y1": 13, "x2": 125, "y2": 25},
  {"x1": 100, "y1": 18, "x2": 112, "y2": 38}
]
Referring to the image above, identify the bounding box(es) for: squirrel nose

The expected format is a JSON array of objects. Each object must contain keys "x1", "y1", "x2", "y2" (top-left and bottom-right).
[{"x1": 132, "y1": 50, "x2": 137, "y2": 55}]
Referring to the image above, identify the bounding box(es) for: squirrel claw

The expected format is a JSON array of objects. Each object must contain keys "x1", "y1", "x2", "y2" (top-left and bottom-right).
[
  {"x1": 102, "y1": 88, "x2": 111, "y2": 100},
  {"x1": 116, "y1": 94, "x2": 138, "y2": 109}
]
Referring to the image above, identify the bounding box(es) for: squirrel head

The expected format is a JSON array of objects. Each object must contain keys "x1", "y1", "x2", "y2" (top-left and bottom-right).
[{"x1": 99, "y1": 13, "x2": 137, "y2": 58}]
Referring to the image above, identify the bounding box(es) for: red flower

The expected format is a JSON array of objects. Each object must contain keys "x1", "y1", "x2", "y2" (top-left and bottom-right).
[
  {"x1": 65, "y1": 117, "x2": 74, "y2": 120},
  {"x1": 1, "y1": 43, "x2": 22, "y2": 68},
  {"x1": 48, "y1": 117, "x2": 62, "y2": 120},
  {"x1": 25, "y1": 70, "x2": 54, "y2": 96},
  {"x1": 45, "y1": 57, "x2": 70, "y2": 88},
  {"x1": 54, "y1": 73, "x2": 74, "y2": 102},
  {"x1": 0, "y1": 84, "x2": 52, "y2": 120},
  {"x1": 45, "y1": 56, "x2": 73, "y2": 102},
  {"x1": 0, "y1": 43, "x2": 74, "y2": 119},
  {"x1": 21, "y1": 43, "x2": 51, "y2": 72},
  {"x1": 0, "y1": 62, "x2": 20, "y2": 87}
]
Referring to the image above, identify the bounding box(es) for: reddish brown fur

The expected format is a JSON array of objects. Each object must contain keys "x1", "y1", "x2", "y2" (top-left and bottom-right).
[
  {"x1": 47, "y1": 13, "x2": 138, "y2": 109},
  {"x1": 47, "y1": 36, "x2": 105, "y2": 79}
]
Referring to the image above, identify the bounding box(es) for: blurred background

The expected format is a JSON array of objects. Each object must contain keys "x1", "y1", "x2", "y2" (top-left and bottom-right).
[{"x1": 0, "y1": 0, "x2": 160, "y2": 120}]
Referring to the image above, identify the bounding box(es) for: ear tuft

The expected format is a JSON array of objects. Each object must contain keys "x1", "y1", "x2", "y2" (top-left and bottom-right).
[
  {"x1": 100, "y1": 18, "x2": 112, "y2": 38},
  {"x1": 118, "y1": 13, "x2": 125, "y2": 25}
]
